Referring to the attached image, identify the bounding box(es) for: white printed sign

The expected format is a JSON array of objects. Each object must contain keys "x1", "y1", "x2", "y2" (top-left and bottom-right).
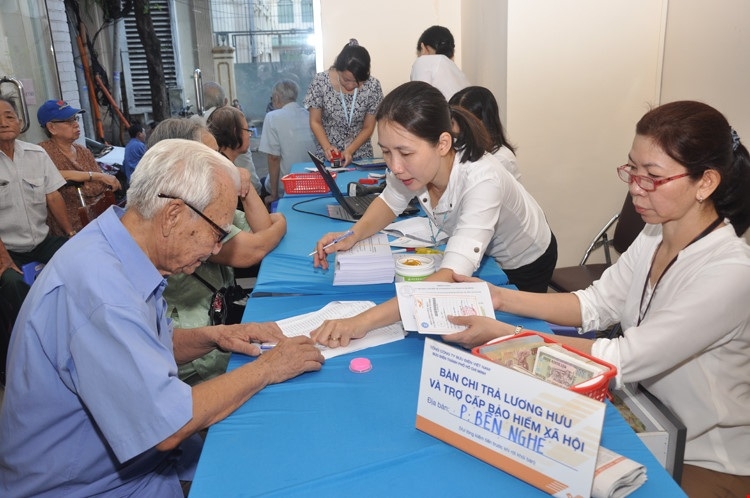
[{"x1": 416, "y1": 338, "x2": 606, "y2": 498}]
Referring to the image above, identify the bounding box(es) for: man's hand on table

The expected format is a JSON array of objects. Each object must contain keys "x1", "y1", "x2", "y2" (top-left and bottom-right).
[
  {"x1": 254, "y1": 336, "x2": 325, "y2": 383},
  {"x1": 215, "y1": 321, "x2": 285, "y2": 356}
]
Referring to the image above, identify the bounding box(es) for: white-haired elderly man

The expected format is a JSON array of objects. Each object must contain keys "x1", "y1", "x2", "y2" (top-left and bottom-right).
[{"x1": 0, "y1": 139, "x2": 324, "y2": 497}]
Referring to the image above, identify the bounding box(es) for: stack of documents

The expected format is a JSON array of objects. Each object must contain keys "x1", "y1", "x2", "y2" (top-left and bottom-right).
[{"x1": 333, "y1": 233, "x2": 395, "y2": 285}]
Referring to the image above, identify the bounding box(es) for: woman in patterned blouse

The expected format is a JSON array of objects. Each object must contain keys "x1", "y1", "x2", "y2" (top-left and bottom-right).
[
  {"x1": 304, "y1": 39, "x2": 383, "y2": 167},
  {"x1": 37, "y1": 99, "x2": 121, "y2": 235}
]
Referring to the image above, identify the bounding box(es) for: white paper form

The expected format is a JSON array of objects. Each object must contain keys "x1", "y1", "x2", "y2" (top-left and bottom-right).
[
  {"x1": 275, "y1": 301, "x2": 405, "y2": 359},
  {"x1": 395, "y1": 282, "x2": 495, "y2": 334}
]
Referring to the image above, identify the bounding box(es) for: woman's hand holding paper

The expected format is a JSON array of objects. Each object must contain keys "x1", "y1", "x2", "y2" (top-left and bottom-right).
[{"x1": 443, "y1": 316, "x2": 511, "y2": 349}]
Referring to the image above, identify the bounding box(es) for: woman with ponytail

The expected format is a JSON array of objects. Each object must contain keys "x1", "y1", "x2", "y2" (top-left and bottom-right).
[{"x1": 309, "y1": 81, "x2": 556, "y2": 344}]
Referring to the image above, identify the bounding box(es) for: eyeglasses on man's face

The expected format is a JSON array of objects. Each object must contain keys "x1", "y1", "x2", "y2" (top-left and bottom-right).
[
  {"x1": 616, "y1": 164, "x2": 690, "y2": 192},
  {"x1": 158, "y1": 193, "x2": 231, "y2": 244}
]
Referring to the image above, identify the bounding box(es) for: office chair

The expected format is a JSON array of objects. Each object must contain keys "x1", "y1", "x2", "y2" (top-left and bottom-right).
[
  {"x1": 549, "y1": 194, "x2": 644, "y2": 293},
  {"x1": 548, "y1": 194, "x2": 644, "y2": 339}
]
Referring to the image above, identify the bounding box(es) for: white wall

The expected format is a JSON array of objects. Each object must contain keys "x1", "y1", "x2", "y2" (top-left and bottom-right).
[
  {"x1": 318, "y1": 0, "x2": 462, "y2": 155},
  {"x1": 318, "y1": 0, "x2": 461, "y2": 95},
  {"x1": 659, "y1": 0, "x2": 750, "y2": 245},
  {"x1": 317, "y1": 0, "x2": 750, "y2": 262},
  {"x1": 499, "y1": 0, "x2": 668, "y2": 266}
]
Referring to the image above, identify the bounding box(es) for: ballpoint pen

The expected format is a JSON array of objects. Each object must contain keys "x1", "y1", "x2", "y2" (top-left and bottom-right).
[
  {"x1": 308, "y1": 229, "x2": 354, "y2": 256},
  {"x1": 251, "y1": 342, "x2": 277, "y2": 353}
]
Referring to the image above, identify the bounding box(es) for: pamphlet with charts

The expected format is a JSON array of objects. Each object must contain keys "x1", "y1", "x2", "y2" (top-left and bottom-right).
[{"x1": 395, "y1": 281, "x2": 495, "y2": 333}]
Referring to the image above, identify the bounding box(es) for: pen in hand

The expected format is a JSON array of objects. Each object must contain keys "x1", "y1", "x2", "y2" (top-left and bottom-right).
[{"x1": 308, "y1": 229, "x2": 354, "y2": 257}]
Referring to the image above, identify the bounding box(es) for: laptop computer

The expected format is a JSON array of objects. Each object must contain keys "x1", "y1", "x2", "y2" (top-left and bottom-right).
[{"x1": 307, "y1": 151, "x2": 379, "y2": 220}]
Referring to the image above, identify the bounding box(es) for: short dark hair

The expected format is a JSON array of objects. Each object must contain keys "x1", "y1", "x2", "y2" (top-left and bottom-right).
[
  {"x1": 333, "y1": 40, "x2": 371, "y2": 83},
  {"x1": 128, "y1": 122, "x2": 144, "y2": 139},
  {"x1": 416, "y1": 26, "x2": 455, "y2": 58}
]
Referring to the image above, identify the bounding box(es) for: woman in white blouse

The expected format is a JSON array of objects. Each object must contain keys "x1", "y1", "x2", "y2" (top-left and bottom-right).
[
  {"x1": 310, "y1": 81, "x2": 556, "y2": 344},
  {"x1": 443, "y1": 101, "x2": 750, "y2": 497},
  {"x1": 410, "y1": 25, "x2": 470, "y2": 101}
]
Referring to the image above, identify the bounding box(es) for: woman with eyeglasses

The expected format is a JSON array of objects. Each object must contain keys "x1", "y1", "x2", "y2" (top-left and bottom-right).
[
  {"x1": 309, "y1": 81, "x2": 556, "y2": 339},
  {"x1": 37, "y1": 99, "x2": 121, "y2": 236},
  {"x1": 442, "y1": 100, "x2": 750, "y2": 497},
  {"x1": 207, "y1": 104, "x2": 262, "y2": 196},
  {"x1": 303, "y1": 39, "x2": 383, "y2": 167}
]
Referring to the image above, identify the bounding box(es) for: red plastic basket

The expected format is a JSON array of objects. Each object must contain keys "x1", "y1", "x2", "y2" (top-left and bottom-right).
[
  {"x1": 472, "y1": 331, "x2": 616, "y2": 401},
  {"x1": 281, "y1": 172, "x2": 336, "y2": 194}
]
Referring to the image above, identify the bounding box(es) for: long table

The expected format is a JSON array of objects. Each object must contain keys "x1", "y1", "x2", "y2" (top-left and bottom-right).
[
  {"x1": 190, "y1": 294, "x2": 686, "y2": 497},
  {"x1": 189, "y1": 162, "x2": 685, "y2": 497},
  {"x1": 252, "y1": 163, "x2": 507, "y2": 296}
]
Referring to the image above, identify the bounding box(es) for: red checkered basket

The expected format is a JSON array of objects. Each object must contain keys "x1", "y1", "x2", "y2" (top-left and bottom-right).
[{"x1": 281, "y1": 172, "x2": 336, "y2": 194}]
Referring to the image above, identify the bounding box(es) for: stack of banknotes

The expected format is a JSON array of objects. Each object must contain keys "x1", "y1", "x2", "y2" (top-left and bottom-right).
[{"x1": 476, "y1": 335, "x2": 605, "y2": 388}]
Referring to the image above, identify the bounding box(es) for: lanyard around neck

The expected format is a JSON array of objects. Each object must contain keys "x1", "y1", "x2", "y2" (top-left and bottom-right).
[
  {"x1": 337, "y1": 73, "x2": 358, "y2": 126},
  {"x1": 637, "y1": 216, "x2": 723, "y2": 325}
]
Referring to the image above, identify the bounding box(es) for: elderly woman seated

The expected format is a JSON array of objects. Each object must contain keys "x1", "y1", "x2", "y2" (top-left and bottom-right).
[{"x1": 37, "y1": 99, "x2": 121, "y2": 235}]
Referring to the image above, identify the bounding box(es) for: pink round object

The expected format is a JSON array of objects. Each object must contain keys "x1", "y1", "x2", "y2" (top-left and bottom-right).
[{"x1": 349, "y1": 357, "x2": 372, "y2": 373}]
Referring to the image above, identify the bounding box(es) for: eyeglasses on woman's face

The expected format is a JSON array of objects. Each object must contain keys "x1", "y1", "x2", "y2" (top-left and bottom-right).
[
  {"x1": 158, "y1": 193, "x2": 231, "y2": 244},
  {"x1": 616, "y1": 164, "x2": 690, "y2": 192},
  {"x1": 51, "y1": 115, "x2": 80, "y2": 125}
]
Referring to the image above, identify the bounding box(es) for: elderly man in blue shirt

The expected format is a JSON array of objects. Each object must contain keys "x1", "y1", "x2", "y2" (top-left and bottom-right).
[{"x1": 0, "y1": 139, "x2": 324, "y2": 497}]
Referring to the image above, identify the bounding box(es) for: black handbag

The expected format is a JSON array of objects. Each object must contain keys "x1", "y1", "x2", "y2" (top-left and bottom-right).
[{"x1": 191, "y1": 272, "x2": 249, "y2": 325}]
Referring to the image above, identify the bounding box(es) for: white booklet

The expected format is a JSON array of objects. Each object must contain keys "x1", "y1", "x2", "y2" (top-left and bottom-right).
[
  {"x1": 395, "y1": 281, "x2": 495, "y2": 334},
  {"x1": 274, "y1": 301, "x2": 405, "y2": 359}
]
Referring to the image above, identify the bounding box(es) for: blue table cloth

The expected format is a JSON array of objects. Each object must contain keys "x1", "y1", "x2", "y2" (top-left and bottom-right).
[
  {"x1": 252, "y1": 164, "x2": 508, "y2": 296},
  {"x1": 192, "y1": 294, "x2": 685, "y2": 497}
]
